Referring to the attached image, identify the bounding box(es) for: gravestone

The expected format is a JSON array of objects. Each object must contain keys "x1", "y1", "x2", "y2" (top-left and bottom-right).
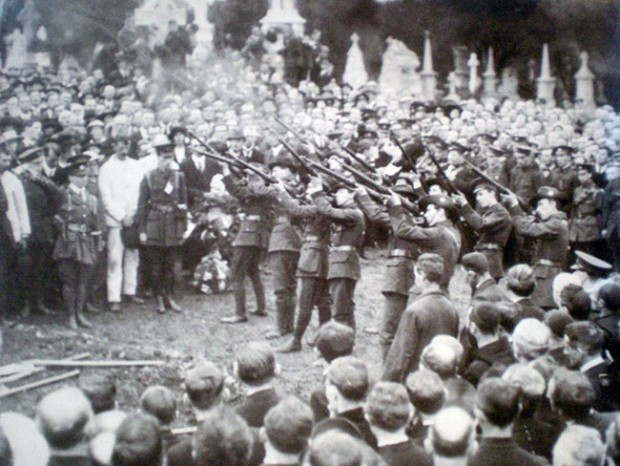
[
  {"x1": 467, "y1": 52, "x2": 480, "y2": 96},
  {"x1": 379, "y1": 37, "x2": 421, "y2": 98},
  {"x1": 452, "y1": 45, "x2": 469, "y2": 92},
  {"x1": 343, "y1": 33, "x2": 368, "y2": 90},
  {"x1": 482, "y1": 47, "x2": 498, "y2": 100},
  {"x1": 260, "y1": 0, "x2": 306, "y2": 37},
  {"x1": 575, "y1": 51, "x2": 595, "y2": 110},
  {"x1": 498, "y1": 67, "x2": 520, "y2": 101},
  {"x1": 536, "y1": 43, "x2": 556, "y2": 108},
  {"x1": 420, "y1": 31, "x2": 437, "y2": 101}
]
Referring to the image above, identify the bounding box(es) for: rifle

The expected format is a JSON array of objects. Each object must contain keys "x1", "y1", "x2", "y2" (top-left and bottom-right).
[
  {"x1": 307, "y1": 160, "x2": 384, "y2": 201},
  {"x1": 461, "y1": 158, "x2": 531, "y2": 212},
  {"x1": 273, "y1": 117, "x2": 328, "y2": 158},
  {"x1": 193, "y1": 149, "x2": 276, "y2": 185},
  {"x1": 339, "y1": 162, "x2": 419, "y2": 214},
  {"x1": 389, "y1": 131, "x2": 420, "y2": 175},
  {"x1": 339, "y1": 145, "x2": 374, "y2": 172},
  {"x1": 423, "y1": 145, "x2": 461, "y2": 196},
  {"x1": 276, "y1": 136, "x2": 317, "y2": 176}
]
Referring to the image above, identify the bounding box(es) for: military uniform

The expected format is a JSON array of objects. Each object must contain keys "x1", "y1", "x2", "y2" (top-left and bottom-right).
[
  {"x1": 356, "y1": 191, "x2": 419, "y2": 358},
  {"x1": 268, "y1": 195, "x2": 302, "y2": 335},
  {"x1": 569, "y1": 182, "x2": 604, "y2": 257},
  {"x1": 223, "y1": 174, "x2": 277, "y2": 320},
  {"x1": 278, "y1": 192, "x2": 331, "y2": 343},
  {"x1": 548, "y1": 166, "x2": 578, "y2": 208},
  {"x1": 136, "y1": 168, "x2": 187, "y2": 300},
  {"x1": 508, "y1": 165, "x2": 543, "y2": 205},
  {"x1": 53, "y1": 180, "x2": 104, "y2": 327},
  {"x1": 390, "y1": 204, "x2": 461, "y2": 292},
  {"x1": 459, "y1": 202, "x2": 512, "y2": 280},
  {"x1": 21, "y1": 172, "x2": 64, "y2": 313},
  {"x1": 312, "y1": 191, "x2": 364, "y2": 329},
  {"x1": 509, "y1": 204, "x2": 569, "y2": 309},
  {"x1": 602, "y1": 177, "x2": 620, "y2": 271}
]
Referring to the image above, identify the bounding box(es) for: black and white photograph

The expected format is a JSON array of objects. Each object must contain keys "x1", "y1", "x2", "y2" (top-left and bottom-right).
[{"x1": 0, "y1": 0, "x2": 620, "y2": 465}]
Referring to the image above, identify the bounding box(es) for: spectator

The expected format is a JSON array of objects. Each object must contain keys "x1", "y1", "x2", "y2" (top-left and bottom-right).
[
  {"x1": 425, "y1": 407, "x2": 475, "y2": 466},
  {"x1": 552, "y1": 425, "x2": 605, "y2": 466},
  {"x1": 561, "y1": 284, "x2": 592, "y2": 320},
  {"x1": 111, "y1": 412, "x2": 162, "y2": 466},
  {"x1": 261, "y1": 396, "x2": 314, "y2": 466},
  {"x1": 365, "y1": 381, "x2": 432, "y2": 466},
  {"x1": 139, "y1": 385, "x2": 177, "y2": 426},
  {"x1": 0, "y1": 412, "x2": 50, "y2": 466},
  {"x1": 192, "y1": 407, "x2": 254, "y2": 466},
  {"x1": 79, "y1": 373, "x2": 117, "y2": 414},
  {"x1": 593, "y1": 282, "x2": 620, "y2": 360},
  {"x1": 504, "y1": 264, "x2": 545, "y2": 321},
  {"x1": 405, "y1": 369, "x2": 446, "y2": 445},
  {"x1": 469, "y1": 378, "x2": 548, "y2": 466},
  {"x1": 234, "y1": 342, "x2": 280, "y2": 428},
  {"x1": 512, "y1": 318, "x2": 551, "y2": 363}
]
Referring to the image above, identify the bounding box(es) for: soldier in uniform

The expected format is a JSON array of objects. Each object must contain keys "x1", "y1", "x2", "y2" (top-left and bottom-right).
[
  {"x1": 306, "y1": 176, "x2": 365, "y2": 330},
  {"x1": 569, "y1": 163, "x2": 604, "y2": 260},
  {"x1": 220, "y1": 162, "x2": 278, "y2": 324},
  {"x1": 355, "y1": 179, "x2": 420, "y2": 359},
  {"x1": 548, "y1": 146, "x2": 579, "y2": 208},
  {"x1": 53, "y1": 155, "x2": 105, "y2": 329},
  {"x1": 136, "y1": 136, "x2": 188, "y2": 314},
  {"x1": 454, "y1": 180, "x2": 513, "y2": 280},
  {"x1": 265, "y1": 155, "x2": 302, "y2": 339},
  {"x1": 602, "y1": 176, "x2": 620, "y2": 271},
  {"x1": 276, "y1": 183, "x2": 331, "y2": 353},
  {"x1": 504, "y1": 186, "x2": 570, "y2": 310},
  {"x1": 389, "y1": 194, "x2": 461, "y2": 292},
  {"x1": 17, "y1": 146, "x2": 64, "y2": 316}
]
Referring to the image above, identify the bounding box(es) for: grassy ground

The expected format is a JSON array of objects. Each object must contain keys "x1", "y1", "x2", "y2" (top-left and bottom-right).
[{"x1": 0, "y1": 247, "x2": 471, "y2": 424}]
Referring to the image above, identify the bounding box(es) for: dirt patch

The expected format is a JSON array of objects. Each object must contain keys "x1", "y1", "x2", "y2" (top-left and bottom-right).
[{"x1": 1, "y1": 249, "x2": 472, "y2": 426}]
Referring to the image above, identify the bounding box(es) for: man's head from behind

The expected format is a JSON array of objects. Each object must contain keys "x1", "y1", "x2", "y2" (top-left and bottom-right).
[
  {"x1": 183, "y1": 361, "x2": 225, "y2": 411},
  {"x1": 563, "y1": 321, "x2": 604, "y2": 370},
  {"x1": 475, "y1": 378, "x2": 519, "y2": 430},
  {"x1": 365, "y1": 382, "x2": 413, "y2": 434},
  {"x1": 111, "y1": 412, "x2": 161, "y2": 466},
  {"x1": 421, "y1": 341, "x2": 460, "y2": 379},
  {"x1": 235, "y1": 342, "x2": 277, "y2": 387},
  {"x1": 325, "y1": 356, "x2": 369, "y2": 415},
  {"x1": 36, "y1": 386, "x2": 94, "y2": 450},
  {"x1": 139, "y1": 385, "x2": 177, "y2": 426},
  {"x1": 553, "y1": 425, "x2": 605, "y2": 466},
  {"x1": 405, "y1": 369, "x2": 446, "y2": 417},
  {"x1": 426, "y1": 407, "x2": 474, "y2": 461},
  {"x1": 315, "y1": 320, "x2": 355, "y2": 363},
  {"x1": 548, "y1": 368, "x2": 595, "y2": 421},
  {"x1": 512, "y1": 318, "x2": 551, "y2": 362},
  {"x1": 263, "y1": 396, "x2": 313, "y2": 456},
  {"x1": 78, "y1": 373, "x2": 117, "y2": 414},
  {"x1": 192, "y1": 407, "x2": 253, "y2": 466},
  {"x1": 415, "y1": 253, "x2": 444, "y2": 287}
]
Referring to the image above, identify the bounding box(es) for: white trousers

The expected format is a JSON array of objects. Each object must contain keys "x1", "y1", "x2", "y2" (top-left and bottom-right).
[{"x1": 106, "y1": 227, "x2": 139, "y2": 303}]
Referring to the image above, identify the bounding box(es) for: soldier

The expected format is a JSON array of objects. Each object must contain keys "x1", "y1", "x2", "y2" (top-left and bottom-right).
[
  {"x1": 136, "y1": 136, "x2": 188, "y2": 314},
  {"x1": 548, "y1": 146, "x2": 579, "y2": 206},
  {"x1": 307, "y1": 176, "x2": 365, "y2": 330},
  {"x1": 389, "y1": 193, "x2": 461, "y2": 292},
  {"x1": 569, "y1": 163, "x2": 604, "y2": 259},
  {"x1": 276, "y1": 184, "x2": 331, "y2": 353},
  {"x1": 507, "y1": 145, "x2": 543, "y2": 205},
  {"x1": 53, "y1": 156, "x2": 105, "y2": 329},
  {"x1": 17, "y1": 146, "x2": 64, "y2": 316},
  {"x1": 265, "y1": 155, "x2": 302, "y2": 339},
  {"x1": 454, "y1": 180, "x2": 513, "y2": 280},
  {"x1": 602, "y1": 176, "x2": 620, "y2": 271},
  {"x1": 355, "y1": 178, "x2": 420, "y2": 359},
  {"x1": 220, "y1": 162, "x2": 278, "y2": 324},
  {"x1": 504, "y1": 186, "x2": 570, "y2": 310}
]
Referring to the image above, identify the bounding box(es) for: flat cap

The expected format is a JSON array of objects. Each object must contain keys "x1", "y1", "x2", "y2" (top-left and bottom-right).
[
  {"x1": 470, "y1": 302, "x2": 501, "y2": 333},
  {"x1": 462, "y1": 252, "x2": 489, "y2": 274}
]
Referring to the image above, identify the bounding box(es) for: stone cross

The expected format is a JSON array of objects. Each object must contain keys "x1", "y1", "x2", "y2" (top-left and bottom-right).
[{"x1": 467, "y1": 52, "x2": 480, "y2": 95}]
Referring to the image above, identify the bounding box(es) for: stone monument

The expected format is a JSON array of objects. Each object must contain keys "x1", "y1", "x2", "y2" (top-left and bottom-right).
[
  {"x1": 420, "y1": 31, "x2": 437, "y2": 101},
  {"x1": 135, "y1": 0, "x2": 187, "y2": 45},
  {"x1": 445, "y1": 72, "x2": 460, "y2": 101},
  {"x1": 498, "y1": 67, "x2": 520, "y2": 101},
  {"x1": 452, "y1": 46, "x2": 469, "y2": 92},
  {"x1": 536, "y1": 43, "x2": 556, "y2": 108},
  {"x1": 343, "y1": 33, "x2": 368, "y2": 90},
  {"x1": 482, "y1": 47, "x2": 498, "y2": 100},
  {"x1": 260, "y1": 0, "x2": 306, "y2": 37},
  {"x1": 575, "y1": 51, "x2": 595, "y2": 110},
  {"x1": 467, "y1": 52, "x2": 480, "y2": 96},
  {"x1": 378, "y1": 37, "x2": 421, "y2": 98}
]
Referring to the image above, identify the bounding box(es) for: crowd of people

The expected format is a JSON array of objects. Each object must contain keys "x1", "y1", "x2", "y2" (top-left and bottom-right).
[{"x1": 2, "y1": 10, "x2": 620, "y2": 465}]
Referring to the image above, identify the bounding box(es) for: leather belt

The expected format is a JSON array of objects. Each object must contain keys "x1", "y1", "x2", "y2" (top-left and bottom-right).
[
  {"x1": 390, "y1": 249, "x2": 415, "y2": 258},
  {"x1": 304, "y1": 235, "x2": 322, "y2": 242},
  {"x1": 538, "y1": 259, "x2": 560, "y2": 268},
  {"x1": 331, "y1": 245, "x2": 356, "y2": 252},
  {"x1": 150, "y1": 205, "x2": 175, "y2": 212},
  {"x1": 246, "y1": 215, "x2": 261, "y2": 221},
  {"x1": 67, "y1": 224, "x2": 88, "y2": 233},
  {"x1": 476, "y1": 243, "x2": 500, "y2": 251}
]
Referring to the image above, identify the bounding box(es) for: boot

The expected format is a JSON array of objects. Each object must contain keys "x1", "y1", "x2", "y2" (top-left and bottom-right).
[
  {"x1": 164, "y1": 296, "x2": 183, "y2": 313},
  {"x1": 156, "y1": 296, "x2": 166, "y2": 314},
  {"x1": 76, "y1": 312, "x2": 92, "y2": 329},
  {"x1": 68, "y1": 315, "x2": 78, "y2": 330},
  {"x1": 277, "y1": 336, "x2": 302, "y2": 353}
]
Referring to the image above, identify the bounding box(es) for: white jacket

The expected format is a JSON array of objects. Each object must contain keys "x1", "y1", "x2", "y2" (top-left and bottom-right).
[
  {"x1": 98, "y1": 155, "x2": 144, "y2": 227},
  {"x1": 1, "y1": 170, "x2": 30, "y2": 242}
]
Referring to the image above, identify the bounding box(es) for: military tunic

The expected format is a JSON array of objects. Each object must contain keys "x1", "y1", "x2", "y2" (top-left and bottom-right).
[
  {"x1": 312, "y1": 191, "x2": 365, "y2": 329},
  {"x1": 569, "y1": 183, "x2": 603, "y2": 256},
  {"x1": 509, "y1": 205, "x2": 569, "y2": 309}
]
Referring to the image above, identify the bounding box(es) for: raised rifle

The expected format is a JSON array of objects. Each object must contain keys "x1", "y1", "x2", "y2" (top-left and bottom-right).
[
  {"x1": 193, "y1": 148, "x2": 277, "y2": 184},
  {"x1": 460, "y1": 158, "x2": 531, "y2": 212},
  {"x1": 306, "y1": 160, "x2": 384, "y2": 201},
  {"x1": 339, "y1": 145, "x2": 374, "y2": 172},
  {"x1": 276, "y1": 136, "x2": 318, "y2": 176},
  {"x1": 273, "y1": 117, "x2": 329, "y2": 158},
  {"x1": 423, "y1": 145, "x2": 462, "y2": 196}
]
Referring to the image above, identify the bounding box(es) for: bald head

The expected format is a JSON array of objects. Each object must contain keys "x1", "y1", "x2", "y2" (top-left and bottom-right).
[
  {"x1": 429, "y1": 407, "x2": 474, "y2": 458},
  {"x1": 421, "y1": 342, "x2": 459, "y2": 378},
  {"x1": 512, "y1": 318, "x2": 551, "y2": 362},
  {"x1": 36, "y1": 387, "x2": 93, "y2": 449}
]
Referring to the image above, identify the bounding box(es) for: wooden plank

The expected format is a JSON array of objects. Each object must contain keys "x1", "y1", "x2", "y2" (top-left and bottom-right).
[
  {"x1": 0, "y1": 353, "x2": 91, "y2": 385},
  {"x1": 32, "y1": 360, "x2": 165, "y2": 368},
  {"x1": 0, "y1": 370, "x2": 80, "y2": 398}
]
